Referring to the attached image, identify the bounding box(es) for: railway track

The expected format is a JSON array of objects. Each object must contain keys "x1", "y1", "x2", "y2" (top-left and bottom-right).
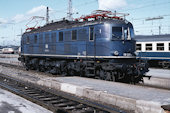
[{"x1": 0, "y1": 73, "x2": 128, "y2": 113}]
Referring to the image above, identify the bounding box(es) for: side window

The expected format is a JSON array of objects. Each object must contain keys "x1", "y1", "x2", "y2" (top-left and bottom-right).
[
  {"x1": 59, "y1": 32, "x2": 63, "y2": 42},
  {"x1": 34, "y1": 35, "x2": 37, "y2": 44},
  {"x1": 89, "y1": 27, "x2": 94, "y2": 41},
  {"x1": 72, "y1": 30, "x2": 77, "y2": 40},
  {"x1": 157, "y1": 43, "x2": 164, "y2": 51},
  {"x1": 52, "y1": 32, "x2": 57, "y2": 42},
  {"x1": 64, "y1": 31, "x2": 71, "y2": 41},
  {"x1": 39, "y1": 34, "x2": 43, "y2": 44},
  {"x1": 136, "y1": 44, "x2": 142, "y2": 51},
  {"x1": 26, "y1": 36, "x2": 30, "y2": 44},
  {"x1": 146, "y1": 43, "x2": 152, "y2": 51},
  {"x1": 78, "y1": 29, "x2": 87, "y2": 41},
  {"x1": 169, "y1": 43, "x2": 170, "y2": 51},
  {"x1": 45, "y1": 33, "x2": 50, "y2": 43}
]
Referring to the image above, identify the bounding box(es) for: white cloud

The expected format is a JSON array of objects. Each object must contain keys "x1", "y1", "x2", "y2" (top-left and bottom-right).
[
  {"x1": 0, "y1": 5, "x2": 51, "y2": 46},
  {"x1": 10, "y1": 5, "x2": 49, "y2": 24},
  {"x1": 0, "y1": 18, "x2": 8, "y2": 24},
  {"x1": 1, "y1": 5, "x2": 53, "y2": 25},
  {"x1": 98, "y1": 0, "x2": 127, "y2": 10},
  {"x1": 0, "y1": 18, "x2": 9, "y2": 28},
  {"x1": 26, "y1": 5, "x2": 47, "y2": 16},
  {"x1": 12, "y1": 14, "x2": 25, "y2": 23}
]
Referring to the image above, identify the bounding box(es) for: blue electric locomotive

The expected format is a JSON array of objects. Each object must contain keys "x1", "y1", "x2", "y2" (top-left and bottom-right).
[{"x1": 19, "y1": 10, "x2": 149, "y2": 83}]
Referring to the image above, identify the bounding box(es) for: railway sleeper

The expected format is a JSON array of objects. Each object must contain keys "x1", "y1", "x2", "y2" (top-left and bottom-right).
[
  {"x1": 54, "y1": 101, "x2": 77, "y2": 107},
  {"x1": 0, "y1": 74, "x2": 127, "y2": 113},
  {"x1": 39, "y1": 97, "x2": 60, "y2": 101},
  {"x1": 52, "y1": 99, "x2": 69, "y2": 105}
]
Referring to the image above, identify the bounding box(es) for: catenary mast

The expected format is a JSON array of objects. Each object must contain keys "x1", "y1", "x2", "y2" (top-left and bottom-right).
[
  {"x1": 46, "y1": 7, "x2": 49, "y2": 24},
  {"x1": 67, "y1": 0, "x2": 73, "y2": 21}
]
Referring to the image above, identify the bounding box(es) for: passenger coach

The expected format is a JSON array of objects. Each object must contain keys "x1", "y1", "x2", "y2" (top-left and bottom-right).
[{"x1": 135, "y1": 34, "x2": 170, "y2": 68}]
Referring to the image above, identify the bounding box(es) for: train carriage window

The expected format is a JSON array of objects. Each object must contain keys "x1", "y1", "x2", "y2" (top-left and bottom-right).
[
  {"x1": 146, "y1": 44, "x2": 152, "y2": 51},
  {"x1": 136, "y1": 44, "x2": 141, "y2": 51},
  {"x1": 157, "y1": 43, "x2": 164, "y2": 51},
  {"x1": 72, "y1": 30, "x2": 77, "y2": 40},
  {"x1": 39, "y1": 34, "x2": 43, "y2": 44},
  {"x1": 78, "y1": 29, "x2": 87, "y2": 41},
  {"x1": 59, "y1": 32, "x2": 63, "y2": 41},
  {"x1": 51, "y1": 32, "x2": 57, "y2": 42},
  {"x1": 169, "y1": 43, "x2": 170, "y2": 51},
  {"x1": 89, "y1": 27, "x2": 94, "y2": 41},
  {"x1": 26, "y1": 36, "x2": 30, "y2": 44},
  {"x1": 65, "y1": 31, "x2": 71, "y2": 41},
  {"x1": 34, "y1": 35, "x2": 37, "y2": 44},
  {"x1": 45, "y1": 33, "x2": 50, "y2": 43}
]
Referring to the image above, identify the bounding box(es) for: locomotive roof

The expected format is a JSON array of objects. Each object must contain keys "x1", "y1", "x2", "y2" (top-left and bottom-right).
[
  {"x1": 24, "y1": 19, "x2": 128, "y2": 35},
  {"x1": 135, "y1": 34, "x2": 170, "y2": 42}
]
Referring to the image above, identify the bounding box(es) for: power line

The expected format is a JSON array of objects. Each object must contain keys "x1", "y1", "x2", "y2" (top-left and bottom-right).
[
  {"x1": 46, "y1": 0, "x2": 97, "y2": 21},
  {"x1": 75, "y1": 0, "x2": 97, "y2": 7},
  {"x1": 50, "y1": 0, "x2": 97, "y2": 13},
  {"x1": 119, "y1": 1, "x2": 170, "y2": 12}
]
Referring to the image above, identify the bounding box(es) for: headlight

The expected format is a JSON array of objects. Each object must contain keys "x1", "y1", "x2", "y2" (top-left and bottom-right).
[{"x1": 114, "y1": 51, "x2": 119, "y2": 56}]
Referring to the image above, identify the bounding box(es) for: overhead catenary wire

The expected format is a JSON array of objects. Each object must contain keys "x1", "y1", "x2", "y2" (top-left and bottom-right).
[{"x1": 118, "y1": 1, "x2": 170, "y2": 12}]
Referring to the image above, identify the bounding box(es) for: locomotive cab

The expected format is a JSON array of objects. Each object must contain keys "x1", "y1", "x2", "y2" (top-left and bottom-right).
[
  {"x1": 110, "y1": 23, "x2": 136, "y2": 57},
  {"x1": 93, "y1": 21, "x2": 136, "y2": 58}
]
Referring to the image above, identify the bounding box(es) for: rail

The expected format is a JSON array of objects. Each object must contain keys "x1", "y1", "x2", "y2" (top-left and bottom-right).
[{"x1": 0, "y1": 74, "x2": 126, "y2": 113}]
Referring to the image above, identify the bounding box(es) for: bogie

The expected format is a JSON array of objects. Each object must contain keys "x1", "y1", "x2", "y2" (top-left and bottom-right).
[{"x1": 21, "y1": 56, "x2": 148, "y2": 83}]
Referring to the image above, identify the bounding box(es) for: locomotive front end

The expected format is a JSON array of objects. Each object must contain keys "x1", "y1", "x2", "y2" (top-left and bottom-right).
[{"x1": 103, "y1": 20, "x2": 149, "y2": 83}]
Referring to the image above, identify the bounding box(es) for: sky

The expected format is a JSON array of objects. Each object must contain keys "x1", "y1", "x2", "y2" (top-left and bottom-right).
[{"x1": 0, "y1": 0, "x2": 170, "y2": 46}]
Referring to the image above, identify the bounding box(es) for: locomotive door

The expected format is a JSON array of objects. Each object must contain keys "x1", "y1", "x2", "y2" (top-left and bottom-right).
[{"x1": 87, "y1": 26, "x2": 96, "y2": 57}]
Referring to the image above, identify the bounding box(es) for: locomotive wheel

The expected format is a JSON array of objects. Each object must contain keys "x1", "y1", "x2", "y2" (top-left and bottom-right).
[
  {"x1": 99, "y1": 70, "x2": 105, "y2": 80},
  {"x1": 36, "y1": 66, "x2": 41, "y2": 72},
  {"x1": 69, "y1": 69, "x2": 75, "y2": 76},
  {"x1": 162, "y1": 64, "x2": 169, "y2": 69},
  {"x1": 94, "y1": 70, "x2": 100, "y2": 79},
  {"x1": 130, "y1": 75, "x2": 135, "y2": 84},
  {"x1": 112, "y1": 75, "x2": 116, "y2": 82},
  {"x1": 25, "y1": 65, "x2": 29, "y2": 71},
  {"x1": 39, "y1": 66, "x2": 45, "y2": 72},
  {"x1": 105, "y1": 72, "x2": 112, "y2": 81},
  {"x1": 24, "y1": 63, "x2": 30, "y2": 71},
  {"x1": 61, "y1": 68, "x2": 67, "y2": 76},
  {"x1": 51, "y1": 67, "x2": 61, "y2": 75},
  {"x1": 50, "y1": 67, "x2": 58, "y2": 75},
  {"x1": 80, "y1": 70, "x2": 85, "y2": 77}
]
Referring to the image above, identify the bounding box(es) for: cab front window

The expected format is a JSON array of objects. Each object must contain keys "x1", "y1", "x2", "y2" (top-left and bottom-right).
[
  {"x1": 112, "y1": 27, "x2": 122, "y2": 39},
  {"x1": 123, "y1": 27, "x2": 131, "y2": 40},
  {"x1": 112, "y1": 26, "x2": 134, "y2": 40},
  {"x1": 129, "y1": 27, "x2": 134, "y2": 39}
]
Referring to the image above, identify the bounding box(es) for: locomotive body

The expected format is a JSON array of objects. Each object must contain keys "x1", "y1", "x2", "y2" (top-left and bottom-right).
[{"x1": 19, "y1": 12, "x2": 149, "y2": 83}]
